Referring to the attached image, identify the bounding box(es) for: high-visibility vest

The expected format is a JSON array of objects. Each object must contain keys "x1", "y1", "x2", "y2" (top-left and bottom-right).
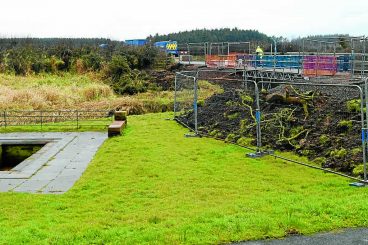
[{"x1": 256, "y1": 47, "x2": 264, "y2": 56}]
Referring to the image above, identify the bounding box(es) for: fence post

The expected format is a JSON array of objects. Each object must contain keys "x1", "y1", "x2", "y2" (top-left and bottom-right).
[
  {"x1": 76, "y1": 110, "x2": 79, "y2": 129},
  {"x1": 40, "y1": 111, "x2": 43, "y2": 130},
  {"x1": 193, "y1": 77, "x2": 198, "y2": 135},
  {"x1": 254, "y1": 82, "x2": 262, "y2": 153},
  {"x1": 3, "y1": 111, "x2": 7, "y2": 128},
  {"x1": 174, "y1": 74, "x2": 177, "y2": 119},
  {"x1": 187, "y1": 44, "x2": 191, "y2": 65},
  {"x1": 351, "y1": 39, "x2": 355, "y2": 79},
  {"x1": 364, "y1": 78, "x2": 368, "y2": 181}
]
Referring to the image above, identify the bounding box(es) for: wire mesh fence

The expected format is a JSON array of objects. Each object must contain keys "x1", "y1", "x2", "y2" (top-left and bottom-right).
[
  {"x1": 258, "y1": 81, "x2": 365, "y2": 179},
  {"x1": 174, "y1": 72, "x2": 198, "y2": 133},
  {"x1": 173, "y1": 68, "x2": 368, "y2": 183},
  {"x1": 0, "y1": 110, "x2": 113, "y2": 129}
]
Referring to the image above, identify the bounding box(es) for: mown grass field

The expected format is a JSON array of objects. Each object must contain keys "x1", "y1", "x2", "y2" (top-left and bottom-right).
[{"x1": 0, "y1": 112, "x2": 367, "y2": 244}]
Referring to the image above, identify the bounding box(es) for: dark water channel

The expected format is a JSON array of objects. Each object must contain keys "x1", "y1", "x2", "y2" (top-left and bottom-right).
[{"x1": 0, "y1": 144, "x2": 44, "y2": 171}]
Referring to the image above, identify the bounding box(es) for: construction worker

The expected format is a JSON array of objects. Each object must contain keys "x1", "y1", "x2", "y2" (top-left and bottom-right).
[
  {"x1": 255, "y1": 46, "x2": 264, "y2": 67},
  {"x1": 256, "y1": 46, "x2": 264, "y2": 59}
]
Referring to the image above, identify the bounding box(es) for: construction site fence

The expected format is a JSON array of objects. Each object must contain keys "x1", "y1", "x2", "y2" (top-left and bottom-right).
[
  {"x1": 174, "y1": 72, "x2": 198, "y2": 135},
  {"x1": 204, "y1": 54, "x2": 368, "y2": 77},
  {"x1": 0, "y1": 110, "x2": 113, "y2": 129},
  {"x1": 173, "y1": 70, "x2": 368, "y2": 183}
]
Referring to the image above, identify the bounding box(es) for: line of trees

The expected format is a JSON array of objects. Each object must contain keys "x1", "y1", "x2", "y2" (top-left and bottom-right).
[
  {"x1": 149, "y1": 29, "x2": 358, "y2": 53},
  {"x1": 149, "y1": 28, "x2": 272, "y2": 43}
]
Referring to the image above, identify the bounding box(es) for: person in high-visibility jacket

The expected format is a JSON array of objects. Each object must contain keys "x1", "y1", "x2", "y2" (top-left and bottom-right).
[
  {"x1": 256, "y1": 46, "x2": 264, "y2": 59},
  {"x1": 255, "y1": 46, "x2": 264, "y2": 67}
]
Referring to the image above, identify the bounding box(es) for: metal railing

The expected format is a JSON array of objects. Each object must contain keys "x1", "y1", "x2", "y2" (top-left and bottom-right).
[{"x1": 0, "y1": 110, "x2": 113, "y2": 130}]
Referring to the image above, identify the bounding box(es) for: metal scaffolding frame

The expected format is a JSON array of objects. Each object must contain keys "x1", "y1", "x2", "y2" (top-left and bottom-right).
[{"x1": 177, "y1": 36, "x2": 368, "y2": 80}]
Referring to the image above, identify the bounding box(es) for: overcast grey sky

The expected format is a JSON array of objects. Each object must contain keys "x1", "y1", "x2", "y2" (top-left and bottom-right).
[{"x1": 0, "y1": 0, "x2": 367, "y2": 40}]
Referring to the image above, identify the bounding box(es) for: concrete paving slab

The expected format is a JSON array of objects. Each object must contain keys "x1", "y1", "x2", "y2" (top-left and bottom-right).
[
  {"x1": 13, "y1": 179, "x2": 50, "y2": 193},
  {"x1": 0, "y1": 132, "x2": 107, "y2": 194},
  {"x1": 43, "y1": 179, "x2": 76, "y2": 193},
  {"x1": 0, "y1": 179, "x2": 26, "y2": 191}
]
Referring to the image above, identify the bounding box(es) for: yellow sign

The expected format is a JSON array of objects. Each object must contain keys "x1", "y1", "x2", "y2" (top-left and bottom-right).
[{"x1": 166, "y1": 43, "x2": 177, "y2": 50}]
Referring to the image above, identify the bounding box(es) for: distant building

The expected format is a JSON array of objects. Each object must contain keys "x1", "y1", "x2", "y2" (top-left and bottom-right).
[
  {"x1": 154, "y1": 41, "x2": 178, "y2": 56},
  {"x1": 124, "y1": 39, "x2": 148, "y2": 46}
]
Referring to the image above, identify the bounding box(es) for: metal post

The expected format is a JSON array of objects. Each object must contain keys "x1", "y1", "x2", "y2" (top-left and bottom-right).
[
  {"x1": 272, "y1": 38, "x2": 277, "y2": 78},
  {"x1": 241, "y1": 69, "x2": 262, "y2": 154},
  {"x1": 364, "y1": 37, "x2": 367, "y2": 77},
  {"x1": 333, "y1": 42, "x2": 337, "y2": 73},
  {"x1": 3, "y1": 111, "x2": 6, "y2": 128},
  {"x1": 174, "y1": 74, "x2": 178, "y2": 118},
  {"x1": 362, "y1": 37, "x2": 366, "y2": 77},
  {"x1": 351, "y1": 39, "x2": 355, "y2": 79},
  {"x1": 40, "y1": 111, "x2": 43, "y2": 129},
  {"x1": 315, "y1": 41, "x2": 320, "y2": 77},
  {"x1": 255, "y1": 82, "x2": 261, "y2": 152},
  {"x1": 76, "y1": 110, "x2": 79, "y2": 129},
  {"x1": 193, "y1": 77, "x2": 198, "y2": 135},
  {"x1": 302, "y1": 39, "x2": 305, "y2": 76},
  {"x1": 243, "y1": 67, "x2": 248, "y2": 90},
  {"x1": 187, "y1": 43, "x2": 191, "y2": 65},
  {"x1": 363, "y1": 78, "x2": 368, "y2": 181}
]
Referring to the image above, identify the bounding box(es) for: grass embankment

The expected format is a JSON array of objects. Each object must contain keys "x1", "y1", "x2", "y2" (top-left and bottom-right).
[
  {"x1": 0, "y1": 74, "x2": 220, "y2": 114},
  {"x1": 0, "y1": 112, "x2": 367, "y2": 244}
]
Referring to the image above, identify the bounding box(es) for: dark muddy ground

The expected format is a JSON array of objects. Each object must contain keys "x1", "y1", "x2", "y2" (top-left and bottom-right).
[{"x1": 178, "y1": 76, "x2": 365, "y2": 178}]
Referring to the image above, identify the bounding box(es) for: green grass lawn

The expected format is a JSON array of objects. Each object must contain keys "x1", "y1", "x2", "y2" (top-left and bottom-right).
[{"x1": 0, "y1": 112, "x2": 367, "y2": 244}]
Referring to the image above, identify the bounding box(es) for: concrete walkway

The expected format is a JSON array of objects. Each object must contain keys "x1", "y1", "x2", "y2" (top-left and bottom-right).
[
  {"x1": 0, "y1": 132, "x2": 107, "y2": 194},
  {"x1": 238, "y1": 228, "x2": 368, "y2": 245}
]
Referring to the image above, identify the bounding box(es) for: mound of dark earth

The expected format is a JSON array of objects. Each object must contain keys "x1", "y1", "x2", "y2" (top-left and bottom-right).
[{"x1": 178, "y1": 80, "x2": 364, "y2": 178}]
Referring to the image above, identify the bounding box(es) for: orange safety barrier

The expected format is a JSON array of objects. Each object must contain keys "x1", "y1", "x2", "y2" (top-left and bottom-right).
[
  {"x1": 303, "y1": 69, "x2": 338, "y2": 76},
  {"x1": 205, "y1": 54, "x2": 238, "y2": 68}
]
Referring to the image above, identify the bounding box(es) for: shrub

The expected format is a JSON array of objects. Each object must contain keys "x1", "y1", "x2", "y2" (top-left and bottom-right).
[
  {"x1": 225, "y1": 133, "x2": 237, "y2": 143},
  {"x1": 209, "y1": 130, "x2": 222, "y2": 138},
  {"x1": 82, "y1": 53, "x2": 102, "y2": 71},
  {"x1": 313, "y1": 157, "x2": 327, "y2": 166},
  {"x1": 330, "y1": 148, "x2": 348, "y2": 159},
  {"x1": 236, "y1": 137, "x2": 253, "y2": 146},
  {"x1": 337, "y1": 120, "x2": 353, "y2": 132},
  {"x1": 351, "y1": 147, "x2": 362, "y2": 156},
  {"x1": 105, "y1": 55, "x2": 131, "y2": 82},
  {"x1": 352, "y1": 164, "x2": 364, "y2": 177},
  {"x1": 346, "y1": 99, "x2": 361, "y2": 113},
  {"x1": 226, "y1": 112, "x2": 240, "y2": 120},
  {"x1": 112, "y1": 76, "x2": 148, "y2": 95},
  {"x1": 319, "y1": 134, "x2": 330, "y2": 146}
]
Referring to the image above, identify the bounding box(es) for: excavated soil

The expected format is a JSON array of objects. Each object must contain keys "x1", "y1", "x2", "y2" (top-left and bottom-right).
[{"x1": 178, "y1": 75, "x2": 365, "y2": 177}]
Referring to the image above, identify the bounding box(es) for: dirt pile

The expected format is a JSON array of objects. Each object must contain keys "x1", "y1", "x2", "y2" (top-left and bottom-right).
[
  {"x1": 149, "y1": 70, "x2": 175, "y2": 90},
  {"x1": 178, "y1": 80, "x2": 365, "y2": 178}
]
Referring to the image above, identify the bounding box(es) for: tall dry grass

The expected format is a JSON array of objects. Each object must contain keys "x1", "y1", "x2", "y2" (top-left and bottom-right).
[
  {"x1": 0, "y1": 74, "x2": 222, "y2": 114},
  {"x1": 0, "y1": 74, "x2": 114, "y2": 110}
]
